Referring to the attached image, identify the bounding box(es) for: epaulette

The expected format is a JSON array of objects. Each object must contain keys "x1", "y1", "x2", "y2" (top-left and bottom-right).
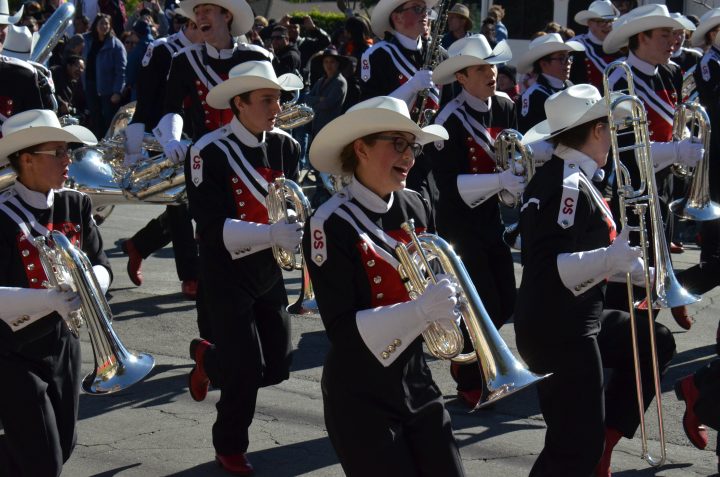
[
  {"x1": 188, "y1": 126, "x2": 233, "y2": 187},
  {"x1": 360, "y1": 41, "x2": 387, "y2": 82},
  {"x1": 0, "y1": 55, "x2": 35, "y2": 73},
  {"x1": 557, "y1": 160, "x2": 580, "y2": 229},
  {"x1": 434, "y1": 96, "x2": 461, "y2": 126},
  {"x1": 309, "y1": 189, "x2": 352, "y2": 266}
]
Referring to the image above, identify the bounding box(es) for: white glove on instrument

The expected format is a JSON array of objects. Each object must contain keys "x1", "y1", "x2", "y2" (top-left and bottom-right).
[
  {"x1": 124, "y1": 122, "x2": 145, "y2": 155},
  {"x1": 529, "y1": 140, "x2": 554, "y2": 167},
  {"x1": 223, "y1": 219, "x2": 304, "y2": 259},
  {"x1": 651, "y1": 139, "x2": 704, "y2": 171},
  {"x1": 0, "y1": 285, "x2": 81, "y2": 330},
  {"x1": 92, "y1": 264, "x2": 111, "y2": 295},
  {"x1": 457, "y1": 170, "x2": 524, "y2": 208},
  {"x1": 609, "y1": 258, "x2": 655, "y2": 287},
  {"x1": 392, "y1": 69, "x2": 435, "y2": 104},
  {"x1": 356, "y1": 278, "x2": 458, "y2": 366},
  {"x1": 153, "y1": 113, "x2": 187, "y2": 164},
  {"x1": 557, "y1": 227, "x2": 642, "y2": 296},
  {"x1": 123, "y1": 153, "x2": 144, "y2": 167}
]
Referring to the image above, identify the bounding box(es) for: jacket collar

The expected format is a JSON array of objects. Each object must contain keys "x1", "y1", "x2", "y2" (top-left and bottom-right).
[
  {"x1": 348, "y1": 176, "x2": 394, "y2": 213},
  {"x1": 230, "y1": 116, "x2": 266, "y2": 147},
  {"x1": 205, "y1": 40, "x2": 236, "y2": 59},
  {"x1": 459, "y1": 88, "x2": 491, "y2": 112},
  {"x1": 587, "y1": 30, "x2": 603, "y2": 45},
  {"x1": 627, "y1": 51, "x2": 658, "y2": 76},
  {"x1": 13, "y1": 180, "x2": 54, "y2": 209},
  {"x1": 541, "y1": 73, "x2": 567, "y2": 89},
  {"x1": 394, "y1": 31, "x2": 422, "y2": 51},
  {"x1": 555, "y1": 144, "x2": 599, "y2": 179}
]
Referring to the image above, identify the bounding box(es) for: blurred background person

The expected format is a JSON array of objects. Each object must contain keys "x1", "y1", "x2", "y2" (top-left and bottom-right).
[{"x1": 441, "y1": 3, "x2": 472, "y2": 49}]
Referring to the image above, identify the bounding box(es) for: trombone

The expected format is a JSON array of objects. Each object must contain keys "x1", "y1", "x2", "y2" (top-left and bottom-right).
[{"x1": 603, "y1": 60, "x2": 700, "y2": 467}]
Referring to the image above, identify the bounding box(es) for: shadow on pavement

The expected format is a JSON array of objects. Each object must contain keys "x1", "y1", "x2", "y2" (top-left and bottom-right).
[
  {"x1": 105, "y1": 292, "x2": 197, "y2": 321},
  {"x1": 291, "y1": 330, "x2": 330, "y2": 373},
  {"x1": 613, "y1": 462, "x2": 693, "y2": 476},
  {"x1": 90, "y1": 463, "x2": 143, "y2": 476}
]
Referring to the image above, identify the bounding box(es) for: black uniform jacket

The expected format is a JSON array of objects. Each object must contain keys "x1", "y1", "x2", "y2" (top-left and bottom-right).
[
  {"x1": 303, "y1": 183, "x2": 441, "y2": 408},
  {"x1": 132, "y1": 29, "x2": 193, "y2": 132},
  {"x1": 0, "y1": 56, "x2": 49, "y2": 130},
  {"x1": 515, "y1": 152, "x2": 616, "y2": 342},
  {"x1": 569, "y1": 33, "x2": 621, "y2": 89},
  {"x1": 429, "y1": 89, "x2": 517, "y2": 245},
  {"x1": 0, "y1": 185, "x2": 111, "y2": 350},
  {"x1": 695, "y1": 46, "x2": 720, "y2": 154},
  {"x1": 164, "y1": 42, "x2": 272, "y2": 140},
  {"x1": 185, "y1": 117, "x2": 299, "y2": 296},
  {"x1": 517, "y1": 73, "x2": 571, "y2": 133}
]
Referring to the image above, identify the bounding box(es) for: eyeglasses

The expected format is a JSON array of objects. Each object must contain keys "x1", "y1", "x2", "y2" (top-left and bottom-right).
[
  {"x1": 32, "y1": 148, "x2": 71, "y2": 159},
  {"x1": 375, "y1": 135, "x2": 423, "y2": 157},
  {"x1": 588, "y1": 18, "x2": 614, "y2": 25},
  {"x1": 547, "y1": 54, "x2": 573, "y2": 64},
  {"x1": 393, "y1": 4, "x2": 431, "y2": 16}
]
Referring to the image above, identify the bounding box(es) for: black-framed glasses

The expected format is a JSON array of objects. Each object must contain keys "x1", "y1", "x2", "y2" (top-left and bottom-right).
[
  {"x1": 375, "y1": 135, "x2": 423, "y2": 157},
  {"x1": 547, "y1": 54, "x2": 573, "y2": 64},
  {"x1": 32, "y1": 148, "x2": 71, "y2": 159},
  {"x1": 393, "y1": 4, "x2": 431, "y2": 16}
]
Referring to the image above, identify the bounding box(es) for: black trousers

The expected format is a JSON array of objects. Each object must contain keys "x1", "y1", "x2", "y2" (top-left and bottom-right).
[
  {"x1": 0, "y1": 323, "x2": 81, "y2": 477},
  {"x1": 515, "y1": 308, "x2": 675, "y2": 477},
  {"x1": 323, "y1": 381, "x2": 465, "y2": 477},
  {"x1": 200, "y1": 278, "x2": 292, "y2": 455},
  {"x1": 451, "y1": 238, "x2": 517, "y2": 391},
  {"x1": 131, "y1": 203, "x2": 198, "y2": 281}
]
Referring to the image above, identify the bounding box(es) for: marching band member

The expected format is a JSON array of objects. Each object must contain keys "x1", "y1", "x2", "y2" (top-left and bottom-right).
[
  {"x1": 304, "y1": 96, "x2": 465, "y2": 476},
  {"x1": 515, "y1": 85, "x2": 676, "y2": 477},
  {"x1": 121, "y1": 14, "x2": 203, "y2": 301},
  {"x1": 428, "y1": 34, "x2": 521, "y2": 406},
  {"x1": 690, "y1": 8, "x2": 720, "y2": 53},
  {"x1": 669, "y1": 13, "x2": 700, "y2": 76},
  {"x1": 570, "y1": 0, "x2": 621, "y2": 90},
  {"x1": 154, "y1": 0, "x2": 272, "y2": 162},
  {"x1": 603, "y1": 4, "x2": 704, "y2": 328},
  {"x1": 516, "y1": 33, "x2": 584, "y2": 134},
  {"x1": 184, "y1": 61, "x2": 303, "y2": 476},
  {"x1": 0, "y1": 109, "x2": 104, "y2": 476}
]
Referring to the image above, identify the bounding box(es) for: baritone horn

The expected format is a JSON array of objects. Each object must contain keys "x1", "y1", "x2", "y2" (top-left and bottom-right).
[
  {"x1": 669, "y1": 101, "x2": 720, "y2": 221},
  {"x1": 266, "y1": 176, "x2": 319, "y2": 314},
  {"x1": 495, "y1": 129, "x2": 535, "y2": 208},
  {"x1": 395, "y1": 219, "x2": 547, "y2": 409},
  {"x1": 34, "y1": 231, "x2": 155, "y2": 394},
  {"x1": 603, "y1": 60, "x2": 699, "y2": 467}
]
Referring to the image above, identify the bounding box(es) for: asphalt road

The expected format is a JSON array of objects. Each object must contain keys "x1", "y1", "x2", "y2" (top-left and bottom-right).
[{"x1": 59, "y1": 203, "x2": 719, "y2": 477}]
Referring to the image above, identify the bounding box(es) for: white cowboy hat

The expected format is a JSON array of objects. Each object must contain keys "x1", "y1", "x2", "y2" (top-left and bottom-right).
[
  {"x1": 574, "y1": 0, "x2": 620, "y2": 26},
  {"x1": 515, "y1": 33, "x2": 584, "y2": 74},
  {"x1": 669, "y1": 12, "x2": 696, "y2": 32},
  {"x1": 432, "y1": 35, "x2": 512, "y2": 85},
  {"x1": 0, "y1": 109, "x2": 97, "y2": 167},
  {"x1": 0, "y1": 0, "x2": 22, "y2": 25},
  {"x1": 370, "y1": 0, "x2": 440, "y2": 38},
  {"x1": 177, "y1": 0, "x2": 254, "y2": 37},
  {"x1": 1, "y1": 25, "x2": 39, "y2": 61},
  {"x1": 206, "y1": 61, "x2": 303, "y2": 109},
  {"x1": 690, "y1": 8, "x2": 720, "y2": 47},
  {"x1": 603, "y1": 4, "x2": 687, "y2": 54},
  {"x1": 309, "y1": 96, "x2": 448, "y2": 175},
  {"x1": 521, "y1": 84, "x2": 631, "y2": 145}
]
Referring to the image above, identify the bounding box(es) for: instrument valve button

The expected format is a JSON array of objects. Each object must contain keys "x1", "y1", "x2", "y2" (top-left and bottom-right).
[
  {"x1": 376, "y1": 293, "x2": 384, "y2": 300},
  {"x1": 367, "y1": 259, "x2": 375, "y2": 267},
  {"x1": 393, "y1": 339, "x2": 401, "y2": 347},
  {"x1": 27, "y1": 263, "x2": 35, "y2": 271},
  {"x1": 381, "y1": 351, "x2": 390, "y2": 359},
  {"x1": 21, "y1": 249, "x2": 30, "y2": 257},
  {"x1": 373, "y1": 275, "x2": 382, "y2": 284}
]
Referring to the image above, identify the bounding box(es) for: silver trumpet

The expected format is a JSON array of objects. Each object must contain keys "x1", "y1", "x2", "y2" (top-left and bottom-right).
[
  {"x1": 669, "y1": 101, "x2": 720, "y2": 221},
  {"x1": 266, "y1": 176, "x2": 319, "y2": 314},
  {"x1": 396, "y1": 219, "x2": 547, "y2": 408},
  {"x1": 34, "y1": 231, "x2": 155, "y2": 394},
  {"x1": 603, "y1": 60, "x2": 699, "y2": 467},
  {"x1": 276, "y1": 91, "x2": 314, "y2": 131}
]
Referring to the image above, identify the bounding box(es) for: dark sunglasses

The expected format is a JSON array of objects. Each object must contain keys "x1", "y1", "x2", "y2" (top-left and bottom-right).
[
  {"x1": 375, "y1": 135, "x2": 423, "y2": 157},
  {"x1": 32, "y1": 148, "x2": 71, "y2": 159}
]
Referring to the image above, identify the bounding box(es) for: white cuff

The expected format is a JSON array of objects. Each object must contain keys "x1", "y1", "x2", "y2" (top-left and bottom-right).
[
  {"x1": 556, "y1": 248, "x2": 609, "y2": 296},
  {"x1": 153, "y1": 113, "x2": 183, "y2": 147},
  {"x1": 356, "y1": 301, "x2": 425, "y2": 367},
  {"x1": 92, "y1": 265, "x2": 111, "y2": 295},
  {"x1": 651, "y1": 141, "x2": 677, "y2": 172},
  {"x1": 531, "y1": 140, "x2": 554, "y2": 167},
  {"x1": 124, "y1": 122, "x2": 146, "y2": 154},
  {"x1": 0, "y1": 287, "x2": 53, "y2": 331},
  {"x1": 457, "y1": 173, "x2": 502, "y2": 208},
  {"x1": 222, "y1": 219, "x2": 272, "y2": 259}
]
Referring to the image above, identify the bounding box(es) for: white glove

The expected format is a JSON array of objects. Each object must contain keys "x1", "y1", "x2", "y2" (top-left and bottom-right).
[
  {"x1": 392, "y1": 69, "x2": 435, "y2": 104},
  {"x1": 498, "y1": 168, "x2": 526, "y2": 196},
  {"x1": 605, "y1": 227, "x2": 642, "y2": 274},
  {"x1": 676, "y1": 138, "x2": 704, "y2": 168},
  {"x1": 46, "y1": 284, "x2": 82, "y2": 319},
  {"x1": 651, "y1": 139, "x2": 704, "y2": 171},
  {"x1": 529, "y1": 140, "x2": 554, "y2": 167},
  {"x1": 269, "y1": 221, "x2": 304, "y2": 250},
  {"x1": 355, "y1": 278, "x2": 458, "y2": 366},
  {"x1": 609, "y1": 258, "x2": 654, "y2": 287},
  {"x1": 92, "y1": 264, "x2": 111, "y2": 295},
  {"x1": 124, "y1": 122, "x2": 146, "y2": 155},
  {"x1": 164, "y1": 139, "x2": 189, "y2": 165},
  {"x1": 123, "y1": 152, "x2": 144, "y2": 167},
  {"x1": 457, "y1": 172, "x2": 507, "y2": 207}
]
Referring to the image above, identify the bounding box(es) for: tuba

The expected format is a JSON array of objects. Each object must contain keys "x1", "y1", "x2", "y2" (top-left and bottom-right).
[
  {"x1": 266, "y1": 176, "x2": 319, "y2": 314},
  {"x1": 669, "y1": 101, "x2": 720, "y2": 221},
  {"x1": 30, "y1": 2, "x2": 75, "y2": 64},
  {"x1": 395, "y1": 219, "x2": 547, "y2": 408},
  {"x1": 603, "y1": 60, "x2": 699, "y2": 466},
  {"x1": 34, "y1": 231, "x2": 155, "y2": 394}
]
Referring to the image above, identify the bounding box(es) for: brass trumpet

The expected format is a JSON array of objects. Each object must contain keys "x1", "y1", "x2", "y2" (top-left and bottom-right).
[{"x1": 396, "y1": 219, "x2": 547, "y2": 408}]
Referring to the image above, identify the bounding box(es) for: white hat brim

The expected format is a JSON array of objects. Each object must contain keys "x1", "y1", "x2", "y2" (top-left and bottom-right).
[
  {"x1": 433, "y1": 41, "x2": 513, "y2": 85},
  {"x1": 603, "y1": 15, "x2": 687, "y2": 53},
  {"x1": 691, "y1": 13, "x2": 720, "y2": 46},
  {"x1": 177, "y1": 0, "x2": 253, "y2": 36},
  {"x1": 522, "y1": 92, "x2": 631, "y2": 145},
  {"x1": 0, "y1": 5, "x2": 23, "y2": 25},
  {"x1": 310, "y1": 109, "x2": 448, "y2": 175},
  {"x1": 516, "y1": 40, "x2": 584, "y2": 74},
  {"x1": 206, "y1": 73, "x2": 303, "y2": 109},
  {"x1": 370, "y1": 0, "x2": 439, "y2": 38},
  {"x1": 0, "y1": 125, "x2": 97, "y2": 166}
]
